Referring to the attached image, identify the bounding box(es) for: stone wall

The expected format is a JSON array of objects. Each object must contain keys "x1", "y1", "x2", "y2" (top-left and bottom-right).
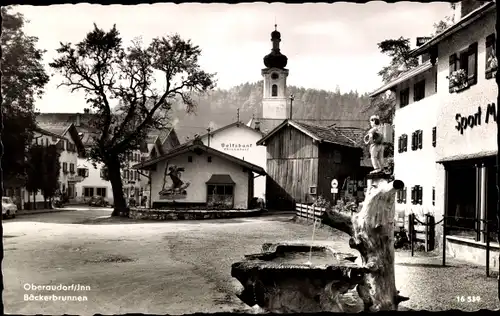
[{"x1": 129, "y1": 208, "x2": 264, "y2": 220}]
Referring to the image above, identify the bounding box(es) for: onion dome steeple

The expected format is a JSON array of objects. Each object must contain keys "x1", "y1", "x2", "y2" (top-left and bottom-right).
[{"x1": 263, "y1": 24, "x2": 288, "y2": 69}]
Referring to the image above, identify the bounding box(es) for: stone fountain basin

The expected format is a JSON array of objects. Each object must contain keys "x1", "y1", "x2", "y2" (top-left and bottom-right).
[{"x1": 231, "y1": 242, "x2": 367, "y2": 313}]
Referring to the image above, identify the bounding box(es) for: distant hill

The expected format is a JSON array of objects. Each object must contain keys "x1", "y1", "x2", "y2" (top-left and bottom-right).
[{"x1": 171, "y1": 81, "x2": 375, "y2": 141}]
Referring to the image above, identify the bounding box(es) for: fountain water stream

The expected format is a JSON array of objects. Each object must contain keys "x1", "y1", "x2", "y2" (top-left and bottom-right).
[{"x1": 306, "y1": 218, "x2": 318, "y2": 265}]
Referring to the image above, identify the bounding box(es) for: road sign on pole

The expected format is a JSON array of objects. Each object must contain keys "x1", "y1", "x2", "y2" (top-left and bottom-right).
[{"x1": 331, "y1": 179, "x2": 338, "y2": 188}]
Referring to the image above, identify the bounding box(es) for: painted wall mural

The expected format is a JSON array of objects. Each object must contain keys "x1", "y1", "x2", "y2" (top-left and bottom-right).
[{"x1": 159, "y1": 162, "x2": 191, "y2": 200}]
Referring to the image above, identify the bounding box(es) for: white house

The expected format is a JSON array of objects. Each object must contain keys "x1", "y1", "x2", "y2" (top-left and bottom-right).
[
  {"x1": 132, "y1": 139, "x2": 266, "y2": 210},
  {"x1": 24, "y1": 123, "x2": 86, "y2": 209},
  {"x1": 197, "y1": 121, "x2": 266, "y2": 200},
  {"x1": 370, "y1": 0, "x2": 498, "y2": 268}
]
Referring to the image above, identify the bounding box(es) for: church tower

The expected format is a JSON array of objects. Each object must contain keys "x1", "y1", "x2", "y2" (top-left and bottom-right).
[{"x1": 261, "y1": 25, "x2": 289, "y2": 120}]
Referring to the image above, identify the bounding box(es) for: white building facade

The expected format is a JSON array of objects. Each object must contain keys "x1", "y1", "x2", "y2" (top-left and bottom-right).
[
  {"x1": 371, "y1": 1, "x2": 498, "y2": 268},
  {"x1": 199, "y1": 122, "x2": 267, "y2": 200}
]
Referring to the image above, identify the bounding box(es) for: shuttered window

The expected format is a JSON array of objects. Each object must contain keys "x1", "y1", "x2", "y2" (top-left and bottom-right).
[
  {"x1": 486, "y1": 34, "x2": 497, "y2": 79},
  {"x1": 400, "y1": 88, "x2": 410, "y2": 108},
  {"x1": 411, "y1": 185, "x2": 423, "y2": 205},
  {"x1": 449, "y1": 53, "x2": 458, "y2": 92}
]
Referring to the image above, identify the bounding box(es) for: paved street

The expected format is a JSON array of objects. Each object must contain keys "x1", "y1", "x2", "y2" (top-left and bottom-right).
[{"x1": 3, "y1": 209, "x2": 500, "y2": 314}]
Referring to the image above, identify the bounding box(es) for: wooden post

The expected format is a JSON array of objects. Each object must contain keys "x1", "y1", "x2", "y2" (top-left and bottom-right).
[
  {"x1": 425, "y1": 214, "x2": 429, "y2": 252},
  {"x1": 442, "y1": 215, "x2": 447, "y2": 267},
  {"x1": 410, "y1": 213, "x2": 414, "y2": 257},
  {"x1": 486, "y1": 219, "x2": 490, "y2": 277},
  {"x1": 322, "y1": 174, "x2": 408, "y2": 311}
]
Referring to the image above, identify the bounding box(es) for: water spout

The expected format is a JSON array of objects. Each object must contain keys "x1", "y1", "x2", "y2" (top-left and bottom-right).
[{"x1": 307, "y1": 218, "x2": 318, "y2": 264}]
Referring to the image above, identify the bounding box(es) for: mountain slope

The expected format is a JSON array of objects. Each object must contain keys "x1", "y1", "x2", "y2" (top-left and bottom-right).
[{"x1": 171, "y1": 81, "x2": 375, "y2": 141}]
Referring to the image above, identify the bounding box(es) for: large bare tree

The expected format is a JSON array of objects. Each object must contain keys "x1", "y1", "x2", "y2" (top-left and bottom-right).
[{"x1": 50, "y1": 24, "x2": 216, "y2": 216}]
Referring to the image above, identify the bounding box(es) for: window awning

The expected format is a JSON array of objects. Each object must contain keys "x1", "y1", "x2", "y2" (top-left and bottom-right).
[{"x1": 206, "y1": 174, "x2": 235, "y2": 185}]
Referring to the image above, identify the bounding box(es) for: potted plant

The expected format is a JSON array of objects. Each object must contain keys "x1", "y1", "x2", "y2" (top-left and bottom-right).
[{"x1": 447, "y1": 69, "x2": 468, "y2": 92}]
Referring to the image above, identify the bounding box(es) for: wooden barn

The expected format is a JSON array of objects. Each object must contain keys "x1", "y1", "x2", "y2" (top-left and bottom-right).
[{"x1": 256, "y1": 119, "x2": 370, "y2": 210}]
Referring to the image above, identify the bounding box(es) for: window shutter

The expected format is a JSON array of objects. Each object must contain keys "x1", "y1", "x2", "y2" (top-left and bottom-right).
[
  {"x1": 411, "y1": 186, "x2": 416, "y2": 205},
  {"x1": 403, "y1": 134, "x2": 408, "y2": 152},
  {"x1": 403, "y1": 187, "x2": 407, "y2": 204},
  {"x1": 411, "y1": 132, "x2": 417, "y2": 151},
  {"x1": 418, "y1": 185, "x2": 423, "y2": 205},
  {"x1": 418, "y1": 130, "x2": 423, "y2": 149},
  {"x1": 398, "y1": 136, "x2": 402, "y2": 153},
  {"x1": 467, "y1": 42, "x2": 478, "y2": 86},
  {"x1": 432, "y1": 187, "x2": 436, "y2": 206},
  {"x1": 432, "y1": 127, "x2": 437, "y2": 147},
  {"x1": 449, "y1": 53, "x2": 457, "y2": 92}
]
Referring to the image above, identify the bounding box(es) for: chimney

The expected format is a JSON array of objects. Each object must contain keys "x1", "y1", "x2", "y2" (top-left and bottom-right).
[
  {"x1": 254, "y1": 121, "x2": 261, "y2": 132},
  {"x1": 83, "y1": 108, "x2": 90, "y2": 114},
  {"x1": 76, "y1": 113, "x2": 81, "y2": 127},
  {"x1": 459, "y1": 0, "x2": 487, "y2": 19}
]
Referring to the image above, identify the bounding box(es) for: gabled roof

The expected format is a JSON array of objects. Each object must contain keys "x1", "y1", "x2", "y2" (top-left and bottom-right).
[
  {"x1": 34, "y1": 126, "x2": 69, "y2": 140},
  {"x1": 132, "y1": 140, "x2": 266, "y2": 175},
  {"x1": 37, "y1": 123, "x2": 86, "y2": 157},
  {"x1": 200, "y1": 121, "x2": 265, "y2": 139},
  {"x1": 256, "y1": 119, "x2": 363, "y2": 149},
  {"x1": 247, "y1": 117, "x2": 286, "y2": 136},
  {"x1": 409, "y1": 2, "x2": 495, "y2": 58},
  {"x1": 369, "y1": 61, "x2": 433, "y2": 98}
]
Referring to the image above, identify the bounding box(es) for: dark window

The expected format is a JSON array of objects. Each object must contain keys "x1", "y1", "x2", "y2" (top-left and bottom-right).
[
  {"x1": 449, "y1": 43, "x2": 478, "y2": 93},
  {"x1": 63, "y1": 162, "x2": 68, "y2": 172},
  {"x1": 411, "y1": 185, "x2": 423, "y2": 205},
  {"x1": 400, "y1": 88, "x2": 410, "y2": 107},
  {"x1": 413, "y1": 80, "x2": 426, "y2": 102},
  {"x1": 271, "y1": 84, "x2": 278, "y2": 97},
  {"x1": 432, "y1": 127, "x2": 437, "y2": 147},
  {"x1": 96, "y1": 188, "x2": 107, "y2": 197},
  {"x1": 77, "y1": 168, "x2": 87, "y2": 177},
  {"x1": 402, "y1": 187, "x2": 407, "y2": 203},
  {"x1": 84, "y1": 187, "x2": 94, "y2": 197},
  {"x1": 188, "y1": 156, "x2": 193, "y2": 163},
  {"x1": 69, "y1": 163, "x2": 75, "y2": 173},
  {"x1": 486, "y1": 34, "x2": 497, "y2": 79},
  {"x1": 397, "y1": 187, "x2": 406, "y2": 203},
  {"x1": 207, "y1": 184, "x2": 235, "y2": 209},
  {"x1": 411, "y1": 130, "x2": 423, "y2": 150},
  {"x1": 434, "y1": 70, "x2": 438, "y2": 93},
  {"x1": 208, "y1": 156, "x2": 212, "y2": 163},
  {"x1": 398, "y1": 134, "x2": 408, "y2": 153},
  {"x1": 45, "y1": 138, "x2": 49, "y2": 146}
]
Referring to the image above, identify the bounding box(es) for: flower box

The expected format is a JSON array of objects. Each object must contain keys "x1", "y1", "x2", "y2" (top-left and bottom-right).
[
  {"x1": 486, "y1": 55, "x2": 497, "y2": 80},
  {"x1": 447, "y1": 69, "x2": 468, "y2": 93}
]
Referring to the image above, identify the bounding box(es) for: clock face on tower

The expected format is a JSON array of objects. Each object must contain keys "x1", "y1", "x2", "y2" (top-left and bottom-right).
[{"x1": 271, "y1": 73, "x2": 279, "y2": 80}]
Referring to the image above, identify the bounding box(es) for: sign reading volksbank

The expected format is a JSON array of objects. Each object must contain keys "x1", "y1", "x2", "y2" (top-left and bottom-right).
[
  {"x1": 455, "y1": 103, "x2": 497, "y2": 135},
  {"x1": 220, "y1": 143, "x2": 253, "y2": 151}
]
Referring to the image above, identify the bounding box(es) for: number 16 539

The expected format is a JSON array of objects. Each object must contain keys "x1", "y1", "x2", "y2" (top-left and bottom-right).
[{"x1": 456, "y1": 296, "x2": 481, "y2": 303}]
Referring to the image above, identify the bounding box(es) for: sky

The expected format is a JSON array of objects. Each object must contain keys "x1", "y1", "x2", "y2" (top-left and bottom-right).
[{"x1": 14, "y1": 2, "x2": 453, "y2": 113}]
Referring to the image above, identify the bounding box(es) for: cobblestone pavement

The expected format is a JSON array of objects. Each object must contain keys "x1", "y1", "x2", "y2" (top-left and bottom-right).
[{"x1": 3, "y1": 210, "x2": 499, "y2": 314}]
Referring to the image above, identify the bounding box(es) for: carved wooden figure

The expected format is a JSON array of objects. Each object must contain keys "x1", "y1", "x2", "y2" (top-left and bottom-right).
[{"x1": 322, "y1": 174, "x2": 409, "y2": 311}]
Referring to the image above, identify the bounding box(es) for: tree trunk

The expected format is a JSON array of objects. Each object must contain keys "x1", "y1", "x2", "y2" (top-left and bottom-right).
[
  {"x1": 33, "y1": 191, "x2": 36, "y2": 210},
  {"x1": 27, "y1": 191, "x2": 31, "y2": 210},
  {"x1": 107, "y1": 154, "x2": 127, "y2": 217},
  {"x1": 322, "y1": 175, "x2": 408, "y2": 311}
]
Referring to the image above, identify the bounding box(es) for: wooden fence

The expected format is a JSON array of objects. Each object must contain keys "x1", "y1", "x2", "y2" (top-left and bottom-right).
[
  {"x1": 296, "y1": 203, "x2": 435, "y2": 254},
  {"x1": 295, "y1": 203, "x2": 326, "y2": 221}
]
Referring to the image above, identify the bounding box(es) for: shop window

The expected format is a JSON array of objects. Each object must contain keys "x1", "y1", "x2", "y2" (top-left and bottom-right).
[
  {"x1": 413, "y1": 80, "x2": 426, "y2": 102},
  {"x1": 486, "y1": 34, "x2": 497, "y2": 79},
  {"x1": 446, "y1": 165, "x2": 477, "y2": 238},
  {"x1": 207, "y1": 184, "x2": 234, "y2": 209},
  {"x1": 399, "y1": 88, "x2": 409, "y2": 108}
]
